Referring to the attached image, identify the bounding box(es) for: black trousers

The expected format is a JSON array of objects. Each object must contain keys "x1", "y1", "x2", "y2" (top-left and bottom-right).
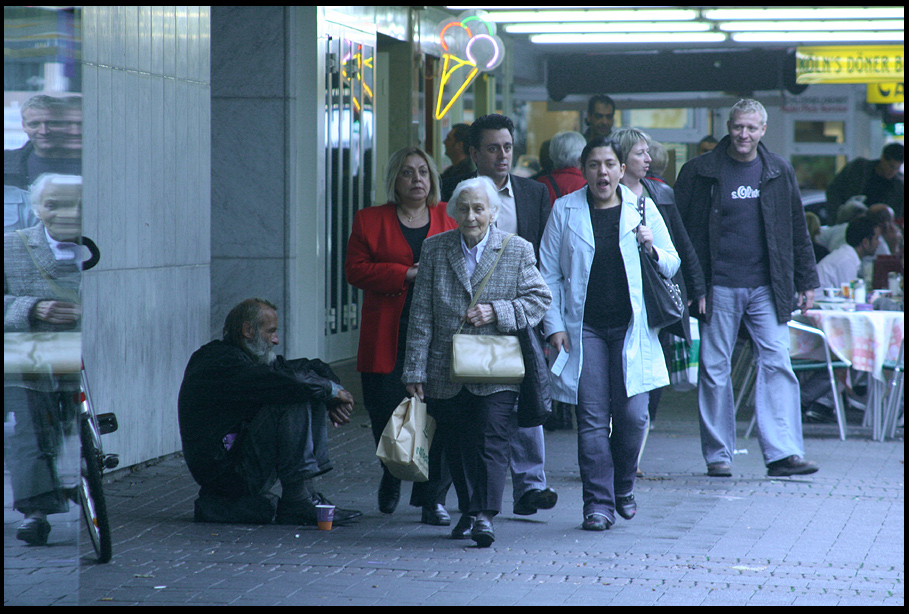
[
  {"x1": 361, "y1": 322, "x2": 451, "y2": 506},
  {"x1": 428, "y1": 389, "x2": 519, "y2": 516}
]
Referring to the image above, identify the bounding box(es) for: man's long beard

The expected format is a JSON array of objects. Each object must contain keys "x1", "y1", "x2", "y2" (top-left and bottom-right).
[{"x1": 244, "y1": 334, "x2": 277, "y2": 365}]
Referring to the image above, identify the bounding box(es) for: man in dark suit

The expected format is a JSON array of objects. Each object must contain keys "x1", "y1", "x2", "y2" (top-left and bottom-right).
[
  {"x1": 441, "y1": 113, "x2": 557, "y2": 518},
  {"x1": 441, "y1": 114, "x2": 551, "y2": 257}
]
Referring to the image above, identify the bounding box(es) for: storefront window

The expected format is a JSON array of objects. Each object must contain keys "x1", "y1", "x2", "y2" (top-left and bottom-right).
[
  {"x1": 624, "y1": 108, "x2": 694, "y2": 130},
  {"x1": 794, "y1": 120, "x2": 845, "y2": 144}
]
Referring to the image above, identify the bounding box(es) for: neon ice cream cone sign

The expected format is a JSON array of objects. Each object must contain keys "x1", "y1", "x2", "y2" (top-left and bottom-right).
[{"x1": 434, "y1": 10, "x2": 505, "y2": 120}]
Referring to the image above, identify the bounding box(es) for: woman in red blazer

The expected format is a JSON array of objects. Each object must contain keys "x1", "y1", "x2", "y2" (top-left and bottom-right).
[{"x1": 345, "y1": 146, "x2": 457, "y2": 525}]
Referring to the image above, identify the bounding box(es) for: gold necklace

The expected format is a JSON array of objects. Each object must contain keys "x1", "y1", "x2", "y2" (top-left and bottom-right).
[{"x1": 399, "y1": 205, "x2": 427, "y2": 222}]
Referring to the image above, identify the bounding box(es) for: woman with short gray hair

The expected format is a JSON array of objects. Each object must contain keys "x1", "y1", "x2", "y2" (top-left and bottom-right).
[{"x1": 537, "y1": 131, "x2": 587, "y2": 206}]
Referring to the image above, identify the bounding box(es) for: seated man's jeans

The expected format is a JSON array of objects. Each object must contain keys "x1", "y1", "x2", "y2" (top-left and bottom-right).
[{"x1": 204, "y1": 401, "x2": 332, "y2": 500}]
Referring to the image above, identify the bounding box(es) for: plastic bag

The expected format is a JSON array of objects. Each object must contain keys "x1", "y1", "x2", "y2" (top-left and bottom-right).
[{"x1": 670, "y1": 317, "x2": 700, "y2": 391}]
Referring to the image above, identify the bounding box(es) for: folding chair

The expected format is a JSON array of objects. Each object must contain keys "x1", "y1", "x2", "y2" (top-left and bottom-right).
[
  {"x1": 882, "y1": 341, "x2": 904, "y2": 440},
  {"x1": 738, "y1": 318, "x2": 851, "y2": 441}
]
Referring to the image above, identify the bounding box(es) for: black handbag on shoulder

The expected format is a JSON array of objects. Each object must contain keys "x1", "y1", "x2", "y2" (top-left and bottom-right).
[
  {"x1": 516, "y1": 325, "x2": 553, "y2": 428},
  {"x1": 636, "y1": 195, "x2": 684, "y2": 330}
]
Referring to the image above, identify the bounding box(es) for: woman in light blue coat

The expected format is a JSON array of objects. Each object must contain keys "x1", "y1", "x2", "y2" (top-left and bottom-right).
[{"x1": 539, "y1": 137, "x2": 679, "y2": 531}]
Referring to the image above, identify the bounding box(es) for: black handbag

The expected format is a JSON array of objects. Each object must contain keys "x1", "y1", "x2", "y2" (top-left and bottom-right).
[
  {"x1": 636, "y1": 195, "x2": 684, "y2": 330},
  {"x1": 516, "y1": 325, "x2": 553, "y2": 428}
]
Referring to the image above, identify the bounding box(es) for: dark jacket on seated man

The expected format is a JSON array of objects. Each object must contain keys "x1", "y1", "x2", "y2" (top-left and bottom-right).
[{"x1": 178, "y1": 339, "x2": 341, "y2": 490}]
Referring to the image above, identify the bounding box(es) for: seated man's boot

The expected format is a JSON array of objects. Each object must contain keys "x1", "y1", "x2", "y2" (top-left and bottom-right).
[{"x1": 194, "y1": 490, "x2": 277, "y2": 524}]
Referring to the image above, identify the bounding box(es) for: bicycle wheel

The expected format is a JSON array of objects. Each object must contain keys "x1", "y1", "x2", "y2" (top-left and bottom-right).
[{"x1": 80, "y1": 419, "x2": 112, "y2": 563}]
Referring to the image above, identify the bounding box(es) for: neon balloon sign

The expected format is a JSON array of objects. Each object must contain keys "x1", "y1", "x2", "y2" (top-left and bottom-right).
[{"x1": 434, "y1": 10, "x2": 505, "y2": 120}]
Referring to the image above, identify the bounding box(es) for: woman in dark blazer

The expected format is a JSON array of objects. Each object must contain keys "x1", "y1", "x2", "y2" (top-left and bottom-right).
[
  {"x1": 612, "y1": 127, "x2": 706, "y2": 424},
  {"x1": 345, "y1": 146, "x2": 457, "y2": 525},
  {"x1": 403, "y1": 176, "x2": 552, "y2": 548}
]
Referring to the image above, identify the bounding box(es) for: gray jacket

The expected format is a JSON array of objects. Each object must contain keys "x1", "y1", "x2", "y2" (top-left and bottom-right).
[{"x1": 403, "y1": 226, "x2": 552, "y2": 400}]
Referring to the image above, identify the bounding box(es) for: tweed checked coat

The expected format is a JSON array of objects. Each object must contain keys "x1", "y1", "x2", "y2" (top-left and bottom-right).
[
  {"x1": 4, "y1": 223, "x2": 81, "y2": 333},
  {"x1": 402, "y1": 225, "x2": 552, "y2": 400},
  {"x1": 5, "y1": 223, "x2": 82, "y2": 393}
]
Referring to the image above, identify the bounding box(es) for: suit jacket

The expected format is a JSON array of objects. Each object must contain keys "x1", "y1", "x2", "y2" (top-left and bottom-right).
[
  {"x1": 345, "y1": 202, "x2": 457, "y2": 373},
  {"x1": 441, "y1": 171, "x2": 551, "y2": 258},
  {"x1": 402, "y1": 225, "x2": 552, "y2": 400}
]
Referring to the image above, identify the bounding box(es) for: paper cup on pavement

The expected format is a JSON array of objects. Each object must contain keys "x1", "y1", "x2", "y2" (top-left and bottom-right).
[{"x1": 316, "y1": 504, "x2": 335, "y2": 530}]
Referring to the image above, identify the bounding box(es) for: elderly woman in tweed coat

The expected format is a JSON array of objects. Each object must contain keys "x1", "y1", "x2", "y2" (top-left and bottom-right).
[{"x1": 403, "y1": 175, "x2": 551, "y2": 548}]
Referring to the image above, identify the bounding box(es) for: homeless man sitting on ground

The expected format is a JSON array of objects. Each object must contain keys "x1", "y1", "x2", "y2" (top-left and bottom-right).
[{"x1": 178, "y1": 298, "x2": 362, "y2": 525}]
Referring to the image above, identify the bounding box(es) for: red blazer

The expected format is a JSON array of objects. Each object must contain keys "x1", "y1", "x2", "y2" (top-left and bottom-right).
[{"x1": 345, "y1": 202, "x2": 458, "y2": 373}]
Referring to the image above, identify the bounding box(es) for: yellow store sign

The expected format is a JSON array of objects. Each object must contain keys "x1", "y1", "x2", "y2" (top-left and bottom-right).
[
  {"x1": 866, "y1": 82, "x2": 904, "y2": 104},
  {"x1": 796, "y1": 45, "x2": 904, "y2": 85}
]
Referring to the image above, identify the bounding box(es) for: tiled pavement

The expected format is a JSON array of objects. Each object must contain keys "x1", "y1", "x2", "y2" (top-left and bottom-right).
[{"x1": 5, "y1": 361, "x2": 904, "y2": 606}]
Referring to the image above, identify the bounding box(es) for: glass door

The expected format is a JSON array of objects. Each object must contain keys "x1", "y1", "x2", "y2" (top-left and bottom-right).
[{"x1": 323, "y1": 20, "x2": 375, "y2": 361}]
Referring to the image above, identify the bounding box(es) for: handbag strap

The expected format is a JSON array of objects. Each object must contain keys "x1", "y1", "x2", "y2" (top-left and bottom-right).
[
  {"x1": 636, "y1": 194, "x2": 646, "y2": 226},
  {"x1": 455, "y1": 233, "x2": 514, "y2": 335}
]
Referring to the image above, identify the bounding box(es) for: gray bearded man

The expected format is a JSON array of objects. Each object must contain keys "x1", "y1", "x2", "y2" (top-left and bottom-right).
[{"x1": 178, "y1": 298, "x2": 361, "y2": 525}]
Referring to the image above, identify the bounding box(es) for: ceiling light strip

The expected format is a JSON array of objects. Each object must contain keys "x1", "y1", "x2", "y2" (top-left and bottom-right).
[
  {"x1": 530, "y1": 32, "x2": 728, "y2": 44},
  {"x1": 459, "y1": 9, "x2": 699, "y2": 23},
  {"x1": 506, "y1": 22, "x2": 711, "y2": 34},
  {"x1": 732, "y1": 31, "x2": 904, "y2": 43},
  {"x1": 719, "y1": 20, "x2": 905, "y2": 32},
  {"x1": 705, "y1": 7, "x2": 904, "y2": 20}
]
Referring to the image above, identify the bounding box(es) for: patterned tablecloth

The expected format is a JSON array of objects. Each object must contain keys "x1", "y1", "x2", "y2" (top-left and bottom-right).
[{"x1": 802, "y1": 310, "x2": 904, "y2": 382}]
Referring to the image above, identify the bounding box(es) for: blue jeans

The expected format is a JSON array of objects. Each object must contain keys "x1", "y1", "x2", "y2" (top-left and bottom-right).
[
  {"x1": 576, "y1": 324, "x2": 649, "y2": 520},
  {"x1": 699, "y1": 285, "x2": 805, "y2": 465}
]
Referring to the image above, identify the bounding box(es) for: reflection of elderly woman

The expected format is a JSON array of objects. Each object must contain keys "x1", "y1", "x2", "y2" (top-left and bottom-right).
[
  {"x1": 537, "y1": 130, "x2": 587, "y2": 206},
  {"x1": 403, "y1": 176, "x2": 552, "y2": 548},
  {"x1": 4, "y1": 173, "x2": 83, "y2": 546},
  {"x1": 345, "y1": 146, "x2": 456, "y2": 524},
  {"x1": 539, "y1": 138, "x2": 679, "y2": 531}
]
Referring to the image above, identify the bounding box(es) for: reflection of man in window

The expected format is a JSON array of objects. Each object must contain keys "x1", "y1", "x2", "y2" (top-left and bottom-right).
[
  {"x1": 4, "y1": 174, "x2": 83, "y2": 546},
  {"x1": 583, "y1": 95, "x2": 616, "y2": 141},
  {"x1": 4, "y1": 95, "x2": 82, "y2": 189},
  {"x1": 825, "y1": 143, "x2": 904, "y2": 220}
]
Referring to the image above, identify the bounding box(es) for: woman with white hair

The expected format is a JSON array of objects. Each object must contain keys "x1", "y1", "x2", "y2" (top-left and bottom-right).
[
  {"x1": 537, "y1": 130, "x2": 587, "y2": 206},
  {"x1": 403, "y1": 175, "x2": 552, "y2": 547}
]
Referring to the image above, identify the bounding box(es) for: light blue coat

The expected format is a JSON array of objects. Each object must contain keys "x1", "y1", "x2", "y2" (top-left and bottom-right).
[{"x1": 539, "y1": 184, "x2": 680, "y2": 403}]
